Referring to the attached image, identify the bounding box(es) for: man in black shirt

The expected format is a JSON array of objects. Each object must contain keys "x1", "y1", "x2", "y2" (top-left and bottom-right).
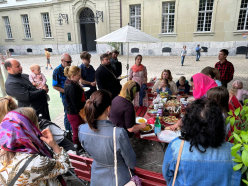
[
  {"x1": 110, "y1": 50, "x2": 122, "y2": 77},
  {"x1": 4, "y1": 58, "x2": 50, "y2": 120},
  {"x1": 95, "y1": 53, "x2": 122, "y2": 99}
]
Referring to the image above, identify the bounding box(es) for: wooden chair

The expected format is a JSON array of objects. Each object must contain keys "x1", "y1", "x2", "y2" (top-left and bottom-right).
[{"x1": 69, "y1": 154, "x2": 167, "y2": 186}]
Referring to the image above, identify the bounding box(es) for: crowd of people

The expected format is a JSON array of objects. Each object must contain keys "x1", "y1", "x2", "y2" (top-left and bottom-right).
[{"x1": 0, "y1": 48, "x2": 246, "y2": 185}]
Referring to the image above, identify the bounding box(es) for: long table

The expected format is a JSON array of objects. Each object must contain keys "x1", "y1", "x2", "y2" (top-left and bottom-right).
[{"x1": 134, "y1": 106, "x2": 173, "y2": 143}]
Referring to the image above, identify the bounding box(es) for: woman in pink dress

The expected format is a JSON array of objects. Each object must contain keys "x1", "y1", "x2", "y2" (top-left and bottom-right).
[{"x1": 129, "y1": 55, "x2": 148, "y2": 107}]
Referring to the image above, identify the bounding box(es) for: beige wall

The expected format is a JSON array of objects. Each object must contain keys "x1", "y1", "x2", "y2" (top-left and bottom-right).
[
  {"x1": 0, "y1": 0, "x2": 120, "y2": 49},
  {"x1": 121, "y1": 0, "x2": 248, "y2": 42}
]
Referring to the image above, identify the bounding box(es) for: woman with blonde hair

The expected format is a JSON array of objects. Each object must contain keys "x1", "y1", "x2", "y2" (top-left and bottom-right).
[
  {"x1": 0, "y1": 96, "x2": 17, "y2": 122},
  {"x1": 152, "y1": 69, "x2": 178, "y2": 94},
  {"x1": 0, "y1": 107, "x2": 71, "y2": 185},
  {"x1": 64, "y1": 66, "x2": 86, "y2": 151}
]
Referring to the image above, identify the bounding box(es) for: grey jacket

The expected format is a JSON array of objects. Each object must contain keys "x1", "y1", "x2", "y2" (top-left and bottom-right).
[{"x1": 79, "y1": 120, "x2": 136, "y2": 186}]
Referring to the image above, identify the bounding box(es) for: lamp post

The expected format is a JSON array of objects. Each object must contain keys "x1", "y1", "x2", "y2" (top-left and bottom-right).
[{"x1": 58, "y1": 13, "x2": 69, "y2": 25}]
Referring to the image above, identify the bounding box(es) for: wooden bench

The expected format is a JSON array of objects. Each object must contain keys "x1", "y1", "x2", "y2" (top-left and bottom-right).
[
  {"x1": 230, "y1": 95, "x2": 242, "y2": 110},
  {"x1": 135, "y1": 106, "x2": 148, "y2": 117},
  {"x1": 69, "y1": 154, "x2": 167, "y2": 186}
]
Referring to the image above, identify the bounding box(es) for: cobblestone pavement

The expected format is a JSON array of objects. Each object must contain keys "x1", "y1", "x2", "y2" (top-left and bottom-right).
[{"x1": 6, "y1": 53, "x2": 248, "y2": 185}]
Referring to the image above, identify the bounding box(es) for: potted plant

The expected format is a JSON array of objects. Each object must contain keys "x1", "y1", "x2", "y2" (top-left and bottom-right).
[{"x1": 226, "y1": 99, "x2": 248, "y2": 185}]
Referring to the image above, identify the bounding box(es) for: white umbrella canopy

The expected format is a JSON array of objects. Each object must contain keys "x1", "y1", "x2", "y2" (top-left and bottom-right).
[
  {"x1": 95, "y1": 25, "x2": 161, "y2": 43},
  {"x1": 95, "y1": 25, "x2": 161, "y2": 80}
]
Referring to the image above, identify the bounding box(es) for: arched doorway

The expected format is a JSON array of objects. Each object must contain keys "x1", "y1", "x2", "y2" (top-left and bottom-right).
[{"x1": 79, "y1": 8, "x2": 96, "y2": 51}]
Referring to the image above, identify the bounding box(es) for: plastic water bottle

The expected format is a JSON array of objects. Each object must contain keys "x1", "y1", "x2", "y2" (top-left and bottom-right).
[{"x1": 154, "y1": 114, "x2": 161, "y2": 135}]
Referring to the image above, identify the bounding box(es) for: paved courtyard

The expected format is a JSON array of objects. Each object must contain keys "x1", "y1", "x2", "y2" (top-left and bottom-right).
[{"x1": 1, "y1": 53, "x2": 248, "y2": 185}]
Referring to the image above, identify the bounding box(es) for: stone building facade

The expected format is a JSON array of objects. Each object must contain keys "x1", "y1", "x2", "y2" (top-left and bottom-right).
[{"x1": 0, "y1": 0, "x2": 248, "y2": 56}]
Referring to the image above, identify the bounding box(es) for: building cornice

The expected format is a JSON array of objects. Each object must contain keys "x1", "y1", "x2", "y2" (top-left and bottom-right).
[{"x1": 0, "y1": 0, "x2": 72, "y2": 11}]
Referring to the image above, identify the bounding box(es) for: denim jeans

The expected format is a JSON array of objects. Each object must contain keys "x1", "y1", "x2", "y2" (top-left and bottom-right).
[
  {"x1": 181, "y1": 56, "x2": 185, "y2": 65},
  {"x1": 61, "y1": 97, "x2": 72, "y2": 131},
  {"x1": 196, "y1": 52, "x2": 201, "y2": 61}
]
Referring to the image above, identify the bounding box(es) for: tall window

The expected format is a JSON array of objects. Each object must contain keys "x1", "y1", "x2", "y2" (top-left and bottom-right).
[
  {"x1": 42, "y1": 13, "x2": 52, "y2": 38},
  {"x1": 3, "y1": 16, "x2": 13, "y2": 39},
  {"x1": 22, "y1": 15, "x2": 31, "y2": 38},
  {"x1": 237, "y1": 0, "x2": 248, "y2": 30},
  {"x1": 197, "y1": 0, "x2": 214, "y2": 32},
  {"x1": 130, "y1": 5, "x2": 141, "y2": 30},
  {"x1": 162, "y1": 2, "x2": 175, "y2": 33}
]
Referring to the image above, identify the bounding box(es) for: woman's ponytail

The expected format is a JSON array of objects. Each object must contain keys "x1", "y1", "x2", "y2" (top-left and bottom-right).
[{"x1": 82, "y1": 90, "x2": 112, "y2": 132}]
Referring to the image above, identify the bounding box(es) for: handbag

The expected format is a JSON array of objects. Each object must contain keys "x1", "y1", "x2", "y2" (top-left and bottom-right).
[
  {"x1": 113, "y1": 127, "x2": 142, "y2": 186},
  {"x1": 172, "y1": 140, "x2": 185, "y2": 186},
  {"x1": 8, "y1": 154, "x2": 36, "y2": 186}
]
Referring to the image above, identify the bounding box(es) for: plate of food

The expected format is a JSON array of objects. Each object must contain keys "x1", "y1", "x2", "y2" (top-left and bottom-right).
[
  {"x1": 83, "y1": 87, "x2": 90, "y2": 92},
  {"x1": 166, "y1": 100, "x2": 180, "y2": 107},
  {"x1": 140, "y1": 124, "x2": 154, "y2": 133},
  {"x1": 117, "y1": 75, "x2": 128, "y2": 80},
  {"x1": 136, "y1": 117, "x2": 147, "y2": 124},
  {"x1": 162, "y1": 116, "x2": 179, "y2": 124},
  {"x1": 149, "y1": 104, "x2": 154, "y2": 109},
  {"x1": 147, "y1": 109, "x2": 158, "y2": 114}
]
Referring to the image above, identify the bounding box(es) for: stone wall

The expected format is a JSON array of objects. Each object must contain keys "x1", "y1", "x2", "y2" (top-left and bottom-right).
[
  {"x1": 0, "y1": 44, "x2": 82, "y2": 55},
  {"x1": 97, "y1": 41, "x2": 248, "y2": 56}
]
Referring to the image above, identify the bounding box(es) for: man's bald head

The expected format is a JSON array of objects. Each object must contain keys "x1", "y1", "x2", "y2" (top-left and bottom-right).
[
  {"x1": 4, "y1": 58, "x2": 22, "y2": 75},
  {"x1": 61, "y1": 53, "x2": 72, "y2": 68}
]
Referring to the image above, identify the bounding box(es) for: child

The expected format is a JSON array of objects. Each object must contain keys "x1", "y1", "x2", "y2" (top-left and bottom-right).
[
  {"x1": 230, "y1": 80, "x2": 248, "y2": 105},
  {"x1": 180, "y1": 46, "x2": 187, "y2": 66},
  {"x1": 29, "y1": 64, "x2": 50, "y2": 101},
  {"x1": 44, "y1": 48, "x2": 53, "y2": 69},
  {"x1": 176, "y1": 76, "x2": 190, "y2": 95},
  {"x1": 155, "y1": 79, "x2": 172, "y2": 95},
  {"x1": 213, "y1": 68, "x2": 222, "y2": 86}
]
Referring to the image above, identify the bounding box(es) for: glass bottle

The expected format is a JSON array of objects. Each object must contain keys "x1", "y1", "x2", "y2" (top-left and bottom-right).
[{"x1": 154, "y1": 114, "x2": 161, "y2": 135}]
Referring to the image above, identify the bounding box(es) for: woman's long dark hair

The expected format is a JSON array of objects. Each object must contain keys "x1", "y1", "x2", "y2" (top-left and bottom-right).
[
  {"x1": 84, "y1": 90, "x2": 112, "y2": 132},
  {"x1": 207, "y1": 87, "x2": 229, "y2": 117},
  {"x1": 180, "y1": 99, "x2": 225, "y2": 153}
]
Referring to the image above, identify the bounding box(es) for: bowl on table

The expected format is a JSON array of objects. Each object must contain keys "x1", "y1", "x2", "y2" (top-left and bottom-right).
[
  {"x1": 136, "y1": 117, "x2": 147, "y2": 124},
  {"x1": 139, "y1": 124, "x2": 154, "y2": 133}
]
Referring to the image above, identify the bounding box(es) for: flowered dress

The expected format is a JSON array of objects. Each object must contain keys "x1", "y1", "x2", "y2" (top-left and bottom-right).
[
  {"x1": 129, "y1": 66, "x2": 148, "y2": 107},
  {"x1": 0, "y1": 148, "x2": 71, "y2": 186}
]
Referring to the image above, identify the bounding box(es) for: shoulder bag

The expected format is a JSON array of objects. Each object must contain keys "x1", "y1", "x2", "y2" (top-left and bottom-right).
[
  {"x1": 172, "y1": 140, "x2": 185, "y2": 186},
  {"x1": 113, "y1": 127, "x2": 141, "y2": 186},
  {"x1": 8, "y1": 154, "x2": 36, "y2": 186}
]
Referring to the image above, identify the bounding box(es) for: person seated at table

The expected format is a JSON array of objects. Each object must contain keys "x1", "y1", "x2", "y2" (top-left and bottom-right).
[
  {"x1": 176, "y1": 76, "x2": 190, "y2": 95},
  {"x1": 170, "y1": 73, "x2": 217, "y2": 130},
  {"x1": 207, "y1": 86, "x2": 230, "y2": 135},
  {"x1": 201, "y1": 66, "x2": 222, "y2": 87},
  {"x1": 162, "y1": 99, "x2": 241, "y2": 186},
  {"x1": 0, "y1": 107, "x2": 71, "y2": 185},
  {"x1": 109, "y1": 80, "x2": 147, "y2": 138},
  {"x1": 213, "y1": 68, "x2": 222, "y2": 87},
  {"x1": 78, "y1": 90, "x2": 136, "y2": 186},
  {"x1": 0, "y1": 96, "x2": 17, "y2": 122},
  {"x1": 154, "y1": 79, "x2": 172, "y2": 95},
  {"x1": 151, "y1": 69, "x2": 178, "y2": 95}
]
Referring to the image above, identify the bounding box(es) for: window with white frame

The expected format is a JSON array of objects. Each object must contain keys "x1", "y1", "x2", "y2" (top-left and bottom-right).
[
  {"x1": 197, "y1": 0, "x2": 214, "y2": 32},
  {"x1": 130, "y1": 5, "x2": 141, "y2": 30},
  {"x1": 21, "y1": 15, "x2": 31, "y2": 38},
  {"x1": 42, "y1": 13, "x2": 52, "y2": 38},
  {"x1": 3, "y1": 16, "x2": 13, "y2": 39},
  {"x1": 237, "y1": 0, "x2": 248, "y2": 30},
  {"x1": 162, "y1": 2, "x2": 175, "y2": 33}
]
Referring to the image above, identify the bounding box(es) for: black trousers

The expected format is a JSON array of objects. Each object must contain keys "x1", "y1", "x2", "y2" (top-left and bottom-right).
[
  {"x1": 221, "y1": 81, "x2": 228, "y2": 88},
  {"x1": 34, "y1": 103, "x2": 51, "y2": 121}
]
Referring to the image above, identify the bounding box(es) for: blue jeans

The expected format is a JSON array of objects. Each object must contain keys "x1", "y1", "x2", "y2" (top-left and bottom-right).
[
  {"x1": 61, "y1": 97, "x2": 72, "y2": 131},
  {"x1": 181, "y1": 56, "x2": 185, "y2": 65},
  {"x1": 196, "y1": 52, "x2": 200, "y2": 61}
]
